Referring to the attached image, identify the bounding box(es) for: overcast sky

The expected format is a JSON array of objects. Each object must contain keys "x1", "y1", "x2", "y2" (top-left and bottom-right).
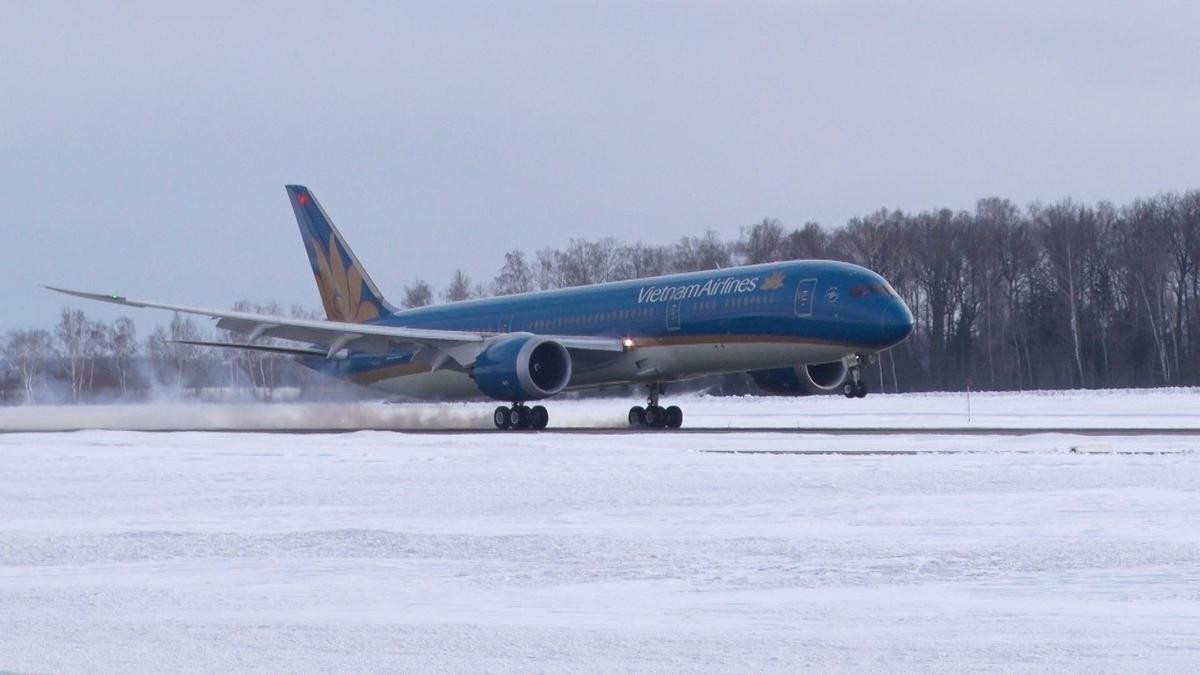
[{"x1": 4, "y1": 1, "x2": 1199, "y2": 332}]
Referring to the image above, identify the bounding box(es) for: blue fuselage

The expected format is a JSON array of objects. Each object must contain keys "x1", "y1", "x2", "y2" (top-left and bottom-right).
[
  {"x1": 307, "y1": 260, "x2": 913, "y2": 398},
  {"x1": 395, "y1": 260, "x2": 908, "y2": 347}
]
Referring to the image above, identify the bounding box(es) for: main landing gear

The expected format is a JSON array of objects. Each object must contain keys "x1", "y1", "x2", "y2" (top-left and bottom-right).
[
  {"x1": 628, "y1": 383, "x2": 683, "y2": 429},
  {"x1": 493, "y1": 403, "x2": 549, "y2": 430},
  {"x1": 841, "y1": 380, "x2": 867, "y2": 398},
  {"x1": 841, "y1": 354, "x2": 869, "y2": 399}
]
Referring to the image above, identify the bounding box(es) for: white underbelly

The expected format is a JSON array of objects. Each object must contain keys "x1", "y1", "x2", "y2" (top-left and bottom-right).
[
  {"x1": 571, "y1": 340, "x2": 852, "y2": 388},
  {"x1": 372, "y1": 369, "x2": 481, "y2": 401},
  {"x1": 365, "y1": 340, "x2": 854, "y2": 401}
]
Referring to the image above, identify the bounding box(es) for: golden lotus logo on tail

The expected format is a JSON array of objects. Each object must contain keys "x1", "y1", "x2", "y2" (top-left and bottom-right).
[
  {"x1": 761, "y1": 272, "x2": 785, "y2": 291},
  {"x1": 305, "y1": 232, "x2": 380, "y2": 323}
]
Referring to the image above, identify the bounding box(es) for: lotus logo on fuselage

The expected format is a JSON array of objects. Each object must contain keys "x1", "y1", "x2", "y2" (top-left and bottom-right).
[{"x1": 761, "y1": 272, "x2": 785, "y2": 290}]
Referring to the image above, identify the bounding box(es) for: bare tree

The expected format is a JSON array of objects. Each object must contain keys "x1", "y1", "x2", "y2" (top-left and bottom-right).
[
  {"x1": 145, "y1": 324, "x2": 170, "y2": 383},
  {"x1": 493, "y1": 249, "x2": 533, "y2": 296},
  {"x1": 147, "y1": 313, "x2": 207, "y2": 390},
  {"x1": 535, "y1": 247, "x2": 566, "y2": 290},
  {"x1": 617, "y1": 242, "x2": 670, "y2": 280},
  {"x1": 55, "y1": 308, "x2": 88, "y2": 401},
  {"x1": 444, "y1": 269, "x2": 473, "y2": 302},
  {"x1": 910, "y1": 209, "x2": 967, "y2": 387},
  {"x1": 109, "y1": 317, "x2": 138, "y2": 396},
  {"x1": 536, "y1": 238, "x2": 624, "y2": 289},
  {"x1": 231, "y1": 300, "x2": 284, "y2": 397},
  {"x1": 672, "y1": 230, "x2": 731, "y2": 272},
  {"x1": 401, "y1": 280, "x2": 433, "y2": 308},
  {"x1": 785, "y1": 222, "x2": 830, "y2": 259},
  {"x1": 1114, "y1": 199, "x2": 1173, "y2": 383},
  {"x1": 1163, "y1": 192, "x2": 1198, "y2": 375},
  {"x1": 737, "y1": 218, "x2": 786, "y2": 264},
  {"x1": 1035, "y1": 200, "x2": 1097, "y2": 387},
  {"x1": 833, "y1": 210, "x2": 907, "y2": 277},
  {"x1": 290, "y1": 305, "x2": 325, "y2": 320},
  {"x1": 3, "y1": 329, "x2": 54, "y2": 403},
  {"x1": 83, "y1": 318, "x2": 108, "y2": 395}
]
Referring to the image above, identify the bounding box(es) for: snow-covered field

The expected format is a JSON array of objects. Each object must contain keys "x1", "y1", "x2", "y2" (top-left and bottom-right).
[{"x1": 2, "y1": 391, "x2": 1199, "y2": 672}]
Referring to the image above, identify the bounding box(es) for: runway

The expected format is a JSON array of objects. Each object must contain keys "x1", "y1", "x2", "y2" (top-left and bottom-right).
[
  {"x1": 6, "y1": 425, "x2": 1200, "y2": 436},
  {"x1": 3, "y1": 389, "x2": 1200, "y2": 435}
]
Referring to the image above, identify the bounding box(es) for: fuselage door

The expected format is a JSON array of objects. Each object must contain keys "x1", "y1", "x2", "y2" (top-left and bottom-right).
[
  {"x1": 666, "y1": 298, "x2": 682, "y2": 331},
  {"x1": 794, "y1": 278, "x2": 817, "y2": 317}
]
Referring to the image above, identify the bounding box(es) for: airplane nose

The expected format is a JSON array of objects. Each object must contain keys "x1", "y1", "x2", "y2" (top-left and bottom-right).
[{"x1": 880, "y1": 298, "x2": 915, "y2": 345}]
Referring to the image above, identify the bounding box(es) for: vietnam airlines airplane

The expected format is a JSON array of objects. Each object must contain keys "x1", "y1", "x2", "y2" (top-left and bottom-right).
[{"x1": 47, "y1": 185, "x2": 914, "y2": 430}]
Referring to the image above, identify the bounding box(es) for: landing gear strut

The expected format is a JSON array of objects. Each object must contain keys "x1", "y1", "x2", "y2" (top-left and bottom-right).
[
  {"x1": 629, "y1": 383, "x2": 683, "y2": 429},
  {"x1": 841, "y1": 354, "x2": 869, "y2": 399},
  {"x1": 493, "y1": 403, "x2": 549, "y2": 430}
]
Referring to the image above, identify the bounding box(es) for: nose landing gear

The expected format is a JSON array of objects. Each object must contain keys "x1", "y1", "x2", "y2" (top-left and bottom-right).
[
  {"x1": 841, "y1": 354, "x2": 869, "y2": 398},
  {"x1": 628, "y1": 384, "x2": 683, "y2": 429},
  {"x1": 493, "y1": 403, "x2": 549, "y2": 430}
]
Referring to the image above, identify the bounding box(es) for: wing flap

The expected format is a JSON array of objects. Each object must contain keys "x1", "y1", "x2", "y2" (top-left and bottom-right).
[
  {"x1": 553, "y1": 335, "x2": 626, "y2": 352},
  {"x1": 169, "y1": 339, "x2": 328, "y2": 357}
]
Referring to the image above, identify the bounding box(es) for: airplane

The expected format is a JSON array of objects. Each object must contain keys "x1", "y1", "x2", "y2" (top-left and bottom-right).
[{"x1": 47, "y1": 185, "x2": 914, "y2": 430}]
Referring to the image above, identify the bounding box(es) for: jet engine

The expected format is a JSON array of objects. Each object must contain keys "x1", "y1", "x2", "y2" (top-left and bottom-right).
[
  {"x1": 747, "y1": 361, "x2": 848, "y2": 396},
  {"x1": 471, "y1": 333, "x2": 573, "y2": 401}
]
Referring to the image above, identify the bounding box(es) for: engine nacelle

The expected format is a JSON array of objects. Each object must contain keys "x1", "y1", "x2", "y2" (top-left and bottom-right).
[
  {"x1": 748, "y1": 361, "x2": 849, "y2": 396},
  {"x1": 471, "y1": 333, "x2": 573, "y2": 401}
]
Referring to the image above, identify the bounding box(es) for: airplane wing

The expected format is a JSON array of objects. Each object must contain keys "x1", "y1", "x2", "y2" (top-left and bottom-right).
[
  {"x1": 168, "y1": 339, "x2": 329, "y2": 357},
  {"x1": 44, "y1": 286, "x2": 625, "y2": 366}
]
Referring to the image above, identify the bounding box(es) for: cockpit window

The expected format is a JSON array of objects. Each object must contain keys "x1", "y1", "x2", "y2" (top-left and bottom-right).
[{"x1": 848, "y1": 283, "x2": 894, "y2": 298}]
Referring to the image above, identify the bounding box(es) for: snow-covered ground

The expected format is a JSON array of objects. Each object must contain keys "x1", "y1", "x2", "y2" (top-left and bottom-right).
[{"x1": 1, "y1": 392, "x2": 1199, "y2": 672}]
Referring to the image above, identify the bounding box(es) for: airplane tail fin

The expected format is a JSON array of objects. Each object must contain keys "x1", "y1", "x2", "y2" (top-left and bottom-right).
[{"x1": 286, "y1": 185, "x2": 394, "y2": 323}]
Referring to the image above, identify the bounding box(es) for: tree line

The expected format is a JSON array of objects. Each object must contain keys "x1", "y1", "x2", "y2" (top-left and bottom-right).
[
  {"x1": 413, "y1": 189, "x2": 1200, "y2": 392},
  {"x1": 5, "y1": 190, "x2": 1199, "y2": 402}
]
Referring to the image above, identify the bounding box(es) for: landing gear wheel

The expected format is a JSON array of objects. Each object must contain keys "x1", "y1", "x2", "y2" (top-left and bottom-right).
[
  {"x1": 842, "y1": 381, "x2": 857, "y2": 398},
  {"x1": 664, "y1": 405, "x2": 683, "y2": 428},
  {"x1": 530, "y1": 405, "x2": 549, "y2": 430},
  {"x1": 643, "y1": 405, "x2": 664, "y2": 428},
  {"x1": 629, "y1": 405, "x2": 646, "y2": 427},
  {"x1": 631, "y1": 383, "x2": 684, "y2": 429},
  {"x1": 494, "y1": 406, "x2": 513, "y2": 429},
  {"x1": 854, "y1": 381, "x2": 868, "y2": 398},
  {"x1": 506, "y1": 405, "x2": 531, "y2": 430}
]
